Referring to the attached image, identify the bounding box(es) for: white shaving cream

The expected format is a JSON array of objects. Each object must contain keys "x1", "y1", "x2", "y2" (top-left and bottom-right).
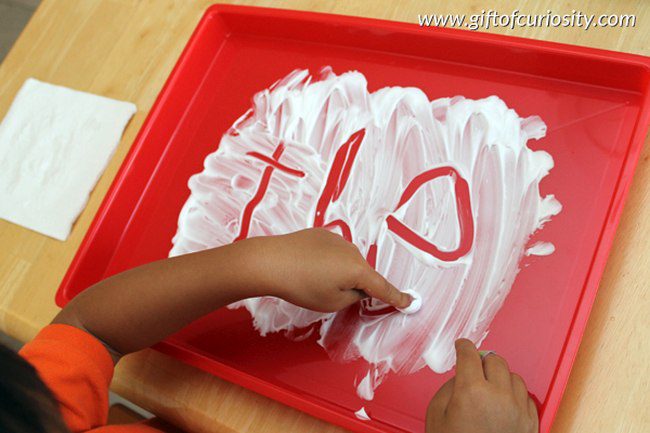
[
  {"x1": 525, "y1": 241, "x2": 556, "y2": 256},
  {"x1": 170, "y1": 67, "x2": 561, "y2": 401},
  {"x1": 355, "y1": 407, "x2": 371, "y2": 421}
]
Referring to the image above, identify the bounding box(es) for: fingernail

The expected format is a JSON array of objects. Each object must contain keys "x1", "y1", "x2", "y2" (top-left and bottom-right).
[
  {"x1": 455, "y1": 338, "x2": 475, "y2": 350},
  {"x1": 479, "y1": 350, "x2": 496, "y2": 360},
  {"x1": 397, "y1": 289, "x2": 422, "y2": 314}
]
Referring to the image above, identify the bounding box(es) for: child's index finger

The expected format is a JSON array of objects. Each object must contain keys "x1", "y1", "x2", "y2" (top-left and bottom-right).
[
  {"x1": 358, "y1": 270, "x2": 412, "y2": 309},
  {"x1": 453, "y1": 338, "x2": 485, "y2": 385}
]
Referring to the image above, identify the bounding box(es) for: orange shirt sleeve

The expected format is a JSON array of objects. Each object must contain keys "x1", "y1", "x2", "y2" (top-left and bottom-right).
[{"x1": 19, "y1": 324, "x2": 114, "y2": 433}]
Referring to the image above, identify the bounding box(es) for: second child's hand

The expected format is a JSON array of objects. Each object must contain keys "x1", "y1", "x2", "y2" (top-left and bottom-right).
[{"x1": 426, "y1": 340, "x2": 539, "y2": 433}]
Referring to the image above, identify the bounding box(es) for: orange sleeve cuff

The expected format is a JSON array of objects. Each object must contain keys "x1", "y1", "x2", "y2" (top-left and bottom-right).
[{"x1": 19, "y1": 324, "x2": 115, "y2": 432}]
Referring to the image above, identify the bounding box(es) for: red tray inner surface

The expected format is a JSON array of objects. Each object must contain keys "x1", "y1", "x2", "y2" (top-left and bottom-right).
[{"x1": 56, "y1": 5, "x2": 650, "y2": 433}]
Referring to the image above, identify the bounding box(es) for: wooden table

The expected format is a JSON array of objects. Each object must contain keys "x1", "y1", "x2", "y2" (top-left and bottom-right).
[{"x1": 0, "y1": 1, "x2": 648, "y2": 432}]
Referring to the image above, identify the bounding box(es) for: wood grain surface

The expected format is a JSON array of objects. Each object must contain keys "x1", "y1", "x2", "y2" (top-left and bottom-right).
[{"x1": 0, "y1": 1, "x2": 648, "y2": 432}]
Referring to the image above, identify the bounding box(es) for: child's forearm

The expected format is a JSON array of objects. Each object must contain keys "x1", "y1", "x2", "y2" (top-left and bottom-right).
[
  {"x1": 53, "y1": 238, "x2": 269, "y2": 356},
  {"x1": 52, "y1": 229, "x2": 412, "y2": 360}
]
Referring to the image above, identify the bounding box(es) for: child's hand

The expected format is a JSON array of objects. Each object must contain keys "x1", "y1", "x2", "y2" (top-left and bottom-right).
[
  {"x1": 426, "y1": 339, "x2": 538, "y2": 433},
  {"x1": 250, "y1": 228, "x2": 412, "y2": 312}
]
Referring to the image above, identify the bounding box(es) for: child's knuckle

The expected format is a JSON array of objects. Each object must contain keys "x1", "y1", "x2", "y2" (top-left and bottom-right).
[{"x1": 463, "y1": 383, "x2": 487, "y2": 403}]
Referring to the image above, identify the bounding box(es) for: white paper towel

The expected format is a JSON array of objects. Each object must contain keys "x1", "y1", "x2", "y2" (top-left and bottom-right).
[{"x1": 0, "y1": 78, "x2": 136, "y2": 240}]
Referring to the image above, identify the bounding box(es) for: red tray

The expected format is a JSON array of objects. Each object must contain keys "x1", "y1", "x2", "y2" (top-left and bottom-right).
[{"x1": 56, "y1": 5, "x2": 650, "y2": 433}]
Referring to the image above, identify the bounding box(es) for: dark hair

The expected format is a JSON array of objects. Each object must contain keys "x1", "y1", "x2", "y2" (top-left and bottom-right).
[{"x1": 0, "y1": 343, "x2": 68, "y2": 433}]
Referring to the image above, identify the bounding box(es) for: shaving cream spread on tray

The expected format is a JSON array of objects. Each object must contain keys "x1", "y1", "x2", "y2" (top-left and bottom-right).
[{"x1": 170, "y1": 67, "x2": 561, "y2": 401}]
